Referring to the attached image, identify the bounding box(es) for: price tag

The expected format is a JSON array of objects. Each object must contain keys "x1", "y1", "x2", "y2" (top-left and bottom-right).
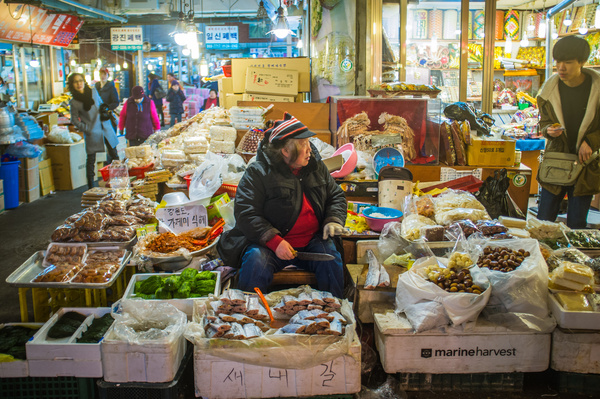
[{"x1": 155, "y1": 205, "x2": 208, "y2": 234}]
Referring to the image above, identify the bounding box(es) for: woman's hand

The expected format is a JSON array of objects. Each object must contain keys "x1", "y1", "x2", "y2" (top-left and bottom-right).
[
  {"x1": 546, "y1": 124, "x2": 564, "y2": 138},
  {"x1": 579, "y1": 140, "x2": 593, "y2": 163},
  {"x1": 275, "y1": 240, "x2": 296, "y2": 260}
]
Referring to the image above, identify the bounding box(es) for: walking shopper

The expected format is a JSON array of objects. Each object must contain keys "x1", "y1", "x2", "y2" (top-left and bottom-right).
[
  {"x1": 148, "y1": 73, "x2": 165, "y2": 126},
  {"x1": 118, "y1": 86, "x2": 160, "y2": 147},
  {"x1": 166, "y1": 80, "x2": 186, "y2": 127},
  {"x1": 537, "y1": 35, "x2": 600, "y2": 228},
  {"x1": 67, "y1": 73, "x2": 119, "y2": 189}
]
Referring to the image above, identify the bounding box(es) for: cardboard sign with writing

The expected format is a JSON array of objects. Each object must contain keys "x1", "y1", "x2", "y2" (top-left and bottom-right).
[
  {"x1": 155, "y1": 205, "x2": 208, "y2": 234},
  {"x1": 245, "y1": 67, "x2": 299, "y2": 96}
]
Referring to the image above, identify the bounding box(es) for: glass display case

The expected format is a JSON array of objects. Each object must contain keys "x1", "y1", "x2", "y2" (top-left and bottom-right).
[{"x1": 329, "y1": 96, "x2": 442, "y2": 165}]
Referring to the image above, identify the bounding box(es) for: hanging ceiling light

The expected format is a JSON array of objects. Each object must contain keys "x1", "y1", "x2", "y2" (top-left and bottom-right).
[
  {"x1": 520, "y1": 31, "x2": 529, "y2": 47},
  {"x1": 268, "y1": 2, "x2": 294, "y2": 39},
  {"x1": 200, "y1": 56, "x2": 209, "y2": 76},
  {"x1": 527, "y1": 14, "x2": 535, "y2": 31},
  {"x1": 563, "y1": 9, "x2": 572, "y2": 27},
  {"x1": 170, "y1": 0, "x2": 190, "y2": 46},
  {"x1": 257, "y1": 1, "x2": 269, "y2": 19},
  {"x1": 539, "y1": 12, "x2": 546, "y2": 39},
  {"x1": 115, "y1": 63, "x2": 121, "y2": 71},
  {"x1": 29, "y1": 51, "x2": 40, "y2": 68},
  {"x1": 595, "y1": 4, "x2": 600, "y2": 29},
  {"x1": 579, "y1": 19, "x2": 589, "y2": 35},
  {"x1": 505, "y1": 36, "x2": 513, "y2": 55},
  {"x1": 182, "y1": 48, "x2": 191, "y2": 56},
  {"x1": 551, "y1": 21, "x2": 559, "y2": 39}
]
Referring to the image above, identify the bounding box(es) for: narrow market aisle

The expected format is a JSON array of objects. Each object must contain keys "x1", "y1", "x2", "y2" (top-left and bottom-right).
[{"x1": 0, "y1": 187, "x2": 86, "y2": 323}]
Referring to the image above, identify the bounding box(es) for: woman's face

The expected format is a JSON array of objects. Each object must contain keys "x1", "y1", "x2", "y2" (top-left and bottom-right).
[
  {"x1": 100, "y1": 71, "x2": 108, "y2": 81},
  {"x1": 283, "y1": 138, "x2": 311, "y2": 169},
  {"x1": 209, "y1": 91, "x2": 217, "y2": 99},
  {"x1": 72, "y1": 76, "x2": 85, "y2": 93}
]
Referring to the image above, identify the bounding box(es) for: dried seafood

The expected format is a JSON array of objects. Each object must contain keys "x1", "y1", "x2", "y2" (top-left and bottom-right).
[
  {"x1": 378, "y1": 112, "x2": 416, "y2": 161},
  {"x1": 336, "y1": 112, "x2": 370, "y2": 146}
]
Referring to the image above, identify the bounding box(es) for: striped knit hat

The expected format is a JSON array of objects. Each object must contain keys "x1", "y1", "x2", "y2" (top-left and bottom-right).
[{"x1": 266, "y1": 112, "x2": 315, "y2": 143}]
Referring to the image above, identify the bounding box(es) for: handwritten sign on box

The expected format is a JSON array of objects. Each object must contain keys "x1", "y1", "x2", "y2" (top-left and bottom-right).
[
  {"x1": 155, "y1": 205, "x2": 208, "y2": 234},
  {"x1": 245, "y1": 67, "x2": 299, "y2": 96}
]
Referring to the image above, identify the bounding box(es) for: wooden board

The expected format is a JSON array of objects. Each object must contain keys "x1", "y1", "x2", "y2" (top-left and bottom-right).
[{"x1": 237, "y1": 101, "x2": 330, "y2": 130}]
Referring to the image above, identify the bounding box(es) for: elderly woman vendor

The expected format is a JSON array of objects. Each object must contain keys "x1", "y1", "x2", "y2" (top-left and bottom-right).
[{"x1": 217, "y1": 113, "x2": 347, "y2": 297}]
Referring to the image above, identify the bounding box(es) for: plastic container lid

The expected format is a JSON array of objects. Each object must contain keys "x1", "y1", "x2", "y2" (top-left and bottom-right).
[{"x1": 373, "y1": 147, "x2": 405, "y2": 176}]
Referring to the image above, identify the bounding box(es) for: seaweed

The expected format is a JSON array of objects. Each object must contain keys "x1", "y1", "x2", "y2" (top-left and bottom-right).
[
  {"x1": 47, "y1": 311, "x2": 87, "y2": 339},
  {"x1": 0, "y1": 326, "x2": 38, "y2": 359},
  {"x1": 77, "y1": 314, "x2": 114, "y2": 343}
]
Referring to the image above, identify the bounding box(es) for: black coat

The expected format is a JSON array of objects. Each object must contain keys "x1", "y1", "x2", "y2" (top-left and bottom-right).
[
  {"x1": 217, "y1": 141, "x2": 347, "y2": 267},
  {"x1": 95, "y1": 81, "x2": 119, "y2": 111},
  {"x1": 166, "y1": 88, "x2": 186, "y2": 114}
]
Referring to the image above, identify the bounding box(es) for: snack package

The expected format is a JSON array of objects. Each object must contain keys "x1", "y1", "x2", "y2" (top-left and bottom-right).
[
  {"x1": 51, "y1": 224, "x2": 78, "y2": 242},
  {"x1": 434, "y1": 189, "x2": 490, "y2": 225},
  {"x1": 550, "y1": 261, "x2": 595, "y2": 291},
  {"x1": 401, "y1": 214, "x2": 436, "y2": 240},
  {"x1": 43, "y1": 243, "x2": 87, "y2": 266}
]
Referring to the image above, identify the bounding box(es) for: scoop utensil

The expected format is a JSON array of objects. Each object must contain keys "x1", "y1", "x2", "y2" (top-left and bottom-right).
[{"x1": 254, "y1": 287, "x2": 287, "y2": 329}]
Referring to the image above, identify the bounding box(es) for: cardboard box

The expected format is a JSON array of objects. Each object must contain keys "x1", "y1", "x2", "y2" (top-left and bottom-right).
[
  {"x1": 19, "y1": 185, "x2": 40, "y2": 203},
  {"x1": 194, "y1": 337, "x2": 361, "y2": 399},
  {"x1": 245, "y1": 67, "x2": 298, "y2": 96},
  {"x1": 467, "y1": 137, "x2": 516, "y2": 166},
  {"x1": 551, "y1": 328, "x2": 600, "y2": 374},
  {"x1": 218, "y1": 77, "x2": 235, "y2": 94},
  {"x1": 232, "y1": 57, "x2": 310, "y2": 93},
  {"x1": 242, "y1": 93, "x2": 295, "y2": 102},
  {"x1": 26, "y1": 308, "x2": 110, "y2": 378},
  {"x1": 19, "y1": 165, "x2": 39, "y2": 190},
  {"x1": 20, "y1": 156, "x2": 41, "y2": 169},
  {"x1": 36, "y1": 112, "x2": 58, "y2": 130},
  {"x1": 45, "y1": 141, "x2": 87, "y2": 190},
  {"x1": 224, "y1": 94, "x2": 243, "y2": 109},
  {"x1": 374, "y1": 311, "x2": 551, "y2": 374},
  {"x1": 38, "y1": 159, "x2": 54, "y2": 196},
  {"x1": 336, "y1": 179, "x2": 378, "y2": 198}
]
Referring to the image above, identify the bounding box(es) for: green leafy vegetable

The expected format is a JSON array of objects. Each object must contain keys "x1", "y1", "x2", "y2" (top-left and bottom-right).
[
  {"x1": 138, "y1": 276, "x2": 164, "y2": 295},
  {"x1": 155, "y1": 287, "x2": 173, "y2": 299},
  {"x1": 180, "y1": 268, "x2": 198, "y2": 281},
  {"x1": 164, "y1": 275, "x2": 182, "y2": 292}
]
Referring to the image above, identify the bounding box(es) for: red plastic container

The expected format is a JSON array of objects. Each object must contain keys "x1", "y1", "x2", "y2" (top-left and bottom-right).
[
  {"x1": 222, "y1": 65, "x2": 232, "y2": 77},
  {"x1": 422, "y1": 175, "x2": 483, "y2": 196},
  {"x1": 99, "y1": 163, "x2": 155, "y2": 181}
]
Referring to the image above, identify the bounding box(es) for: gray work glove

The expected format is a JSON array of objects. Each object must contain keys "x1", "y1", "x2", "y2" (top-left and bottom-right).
[{"x1": 323, "y1": 222, "x2": 344, "y2": 240}]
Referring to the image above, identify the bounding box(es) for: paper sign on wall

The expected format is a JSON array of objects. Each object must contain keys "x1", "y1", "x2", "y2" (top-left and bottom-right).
[
  {"x1": 110, "y1": 27, "x2": 143, "y2": 50},
  {"x1": 155, "y1": 205, "x2": 208, "y2": 234}
]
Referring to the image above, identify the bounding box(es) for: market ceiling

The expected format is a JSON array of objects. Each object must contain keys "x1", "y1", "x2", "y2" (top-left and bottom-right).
[{"x1": 6, "y1": 0, "x2": 286, "y2": 25}]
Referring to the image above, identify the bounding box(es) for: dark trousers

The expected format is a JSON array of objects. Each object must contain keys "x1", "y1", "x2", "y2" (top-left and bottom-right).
[
  {"x1": 237, "y1": 235, "x2": 344, "y2": 298},
  {"x1": 86, "y1": 139, "x2": 119, "y2": 189},
  {"x1": 128, "y1": 137, "x2": 145, "y2": 147},
  {"x1": 170, "y1": 113, "x2": 182, "y2": 127},
  {"x1": 537, "y1": 186, "x2": 593, "y2": 229},
  {"x1": 156, "y1": 106, "x2": 165, "y2": 127}
]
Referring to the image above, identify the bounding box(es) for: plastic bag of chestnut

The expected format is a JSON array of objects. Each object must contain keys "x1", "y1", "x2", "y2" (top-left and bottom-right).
[
  {"x1": 472, "y1": 238, "x2": 554, "y2": 331},
  {"x1": 395, "y1": 256, "x2": 492, "y2": 332}
]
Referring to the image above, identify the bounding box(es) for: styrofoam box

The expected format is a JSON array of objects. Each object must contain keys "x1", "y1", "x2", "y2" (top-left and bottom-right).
[
  {"x1": 0, "y1": 323, "x2": 42, "y2": 378},
  {"x1": 194, "y1": 336, "x2": 361, "y2": 399},
  {"x1": 551, "y1": 328, "x2": 600, "y2": 374},
  {"x1": 374, "y1": 310, "x2": 551, "y2": 374},
  {"x1": 101, "y1": 325, "x2": 186, "y2": 383},
  {"x1": 123, "y1": 271, "x2": 221, "y2": 318},
  {"x1": 26, "y1": 307, "x2": 111, "y2": 378},
  {"x1": 548, "y1": 292, "x2": 600, "y2": 330}
]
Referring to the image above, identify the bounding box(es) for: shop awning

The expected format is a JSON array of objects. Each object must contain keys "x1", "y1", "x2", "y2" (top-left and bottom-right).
[{"x1": 5, "y1": 0, "x2": 127, "y2": 23}]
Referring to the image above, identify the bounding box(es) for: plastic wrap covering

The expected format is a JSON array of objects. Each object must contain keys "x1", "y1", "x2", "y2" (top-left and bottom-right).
[
  {"x1": 184, "y1": 286, "x2": 357, "y2": 370},
  {"x1": 189, "y1": 151, "x2": 227, "y2": 203},
  {"x1": 395, "y1": 256, "x2": 491, "y2": 332},
  {"x1": 433, "y1": 189, "x2": 490, "y2": 225},
  {"x1": 109, "y1": 300, "x2": 187, "y2": 343}
]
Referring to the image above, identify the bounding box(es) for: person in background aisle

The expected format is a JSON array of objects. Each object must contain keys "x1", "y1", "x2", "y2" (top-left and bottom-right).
[
  {"x1": 167, "y1": 73, "x2": 176, "y2": 88},
  {"x1": 118, "y1": 86, "x2": 160, "y2": 147},
  {"x1": 67, "y1": 72, "x2": 119, "y2": 189},
  {"x1": 166, "y1": 80, "x2": 186, "y2": 127},
  {"x1": 148, "y1": 73, "x2": 165, "y2": 127},
  {"x1": 94, "y1": 68, "x2": 119, "y2": 126},
  {"x1": 217, "y1": 113, "x2": 347, "y2": 297},
  {"x1": 536, "y1": 35, "x2": 600, "y2": 228},
  {"x1": 201, "y1": 89, "x2": 219, "y2": 111}
]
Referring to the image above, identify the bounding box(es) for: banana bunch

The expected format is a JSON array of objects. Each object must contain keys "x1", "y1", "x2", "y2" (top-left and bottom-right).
[
  {"x1": 516, "y1": 91, "x2": 537, "y2": 107},
  {"x1": 468, "y1": 43, "x2": 483, "y2": 64},
  {"x1": 47, "y1": 94, "x2": 71, "y2": 105}
]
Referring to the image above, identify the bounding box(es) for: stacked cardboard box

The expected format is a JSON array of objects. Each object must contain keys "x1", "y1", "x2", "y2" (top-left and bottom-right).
[
  {"x1": 18, "y1": 156, "x2": 41, "y2": 203},
  {"x1": 219, "y1": 57, "x2": 310, "y2": 108},
  {"x1": 45, "y1": 141, "x2": 87, "y2": 190},
  {"x1": 38, "y1": 159, "x2": 55, "y2": 196}
]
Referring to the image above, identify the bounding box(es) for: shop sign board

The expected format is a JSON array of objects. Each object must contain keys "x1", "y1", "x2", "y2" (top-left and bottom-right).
[
  {"x1": 0, "y1": 3, "x2": 82, "y2": 47},
  {"x1": 110, "y1": 27, "x2": 143, "y2": 50},
  {"x1": 206, "y1": 26, "x2": 239, "y2": 49},
  {"x1": 155, "y1": 204, "x2": 208, "y2": 234}
]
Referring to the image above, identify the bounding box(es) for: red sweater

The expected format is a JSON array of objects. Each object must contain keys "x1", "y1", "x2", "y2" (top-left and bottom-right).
[{"x1": 266, "y1": 169, "x2": 319, "y2": 251}]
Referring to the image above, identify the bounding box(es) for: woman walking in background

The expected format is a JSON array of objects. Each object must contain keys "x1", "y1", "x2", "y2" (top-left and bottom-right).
[
  {"x1": 148, "y1": 73, "x2": 165, "y2": 127},
  {"x1": 166, "y1": 80, "x2": 186, "y2": 127},
  {"x1": 118, "y1": 86, "x2": 160, "y2": 146},
  {"x1": 67, "y1": 73, "x2": 119, "y2": 189}
]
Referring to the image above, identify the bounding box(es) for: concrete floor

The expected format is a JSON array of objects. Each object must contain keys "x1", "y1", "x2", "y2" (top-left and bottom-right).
[
  {"x1": 0, "y1": 190, "x2": 595, "y2": 398},
  {"x1": 0, "y1": 186, "x2": 87, "y2": 323}
]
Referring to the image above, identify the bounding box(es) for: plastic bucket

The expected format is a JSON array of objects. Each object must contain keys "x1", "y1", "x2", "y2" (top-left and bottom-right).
[
  {"x1": 0, "y1": 160, "x2": 20, "y2": 209},
  {"x1": 222, "y1": 65, "x2": 232, "y2": 77}
]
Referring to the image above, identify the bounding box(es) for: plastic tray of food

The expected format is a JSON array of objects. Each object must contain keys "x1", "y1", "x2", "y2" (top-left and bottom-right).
[
  {"x1": 144, "y1": 236, "x2": 220, "y2": 270},
  {"x1": 52, "y1": 235, "x2": 138, "y2": 249},
  {"x1": 563, "y1": 229, "x2": 600, "y2": 249},
  {"x1": 548, "y1": 292, "x2": 600, "y2": 330},
  {"x1": 6, "y1": 249, "x2": 131, "y2": 289}
]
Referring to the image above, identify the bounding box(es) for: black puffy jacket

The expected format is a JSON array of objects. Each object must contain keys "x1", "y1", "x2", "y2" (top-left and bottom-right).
[{"x1": 217, "y1": 141, "x2": 347, "y2": 267}]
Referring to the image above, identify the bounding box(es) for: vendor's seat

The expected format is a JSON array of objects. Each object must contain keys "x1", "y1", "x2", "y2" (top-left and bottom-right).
[{"x1": 271, "y1": 267, "x2": 317, "y2": 287}]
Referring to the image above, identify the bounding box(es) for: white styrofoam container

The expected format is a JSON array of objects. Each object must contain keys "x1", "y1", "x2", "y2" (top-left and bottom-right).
[
  {"x1": 374, "y1": 311, "x2": 551, "y2": 374},
  {"x1": 101, "y1": 326, "x2": 186, "y2": 383},
  {"x1": 548, "y1": 293, "x2": 600, "y2": 330},
  {"x1": 26, "y1": 307, "x2": 111, "y2": 378},
  {"x1": 551, "y1": 328, "x2": 600, "y2": 374},
  {"x1": 193, "y1": 336, "x2": 361, "y2": 399},
  {"x1": 123, "y1": 271, "x2": 221, "y2": 318},
  {"x1": 0, "y1": 323, "x2": 42, "y2": 378}
]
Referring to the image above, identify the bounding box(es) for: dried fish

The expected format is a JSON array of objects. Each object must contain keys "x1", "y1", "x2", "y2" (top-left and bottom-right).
[
  {"x1": 227, "y1": 289, "x2": 246, "y2": 305},
  {"x1": 326, "y1": 318, "x2": 343, "y2": 336},
  {"x1": 254, "y1": 321, "x2": 271, "y2": 332},
  {"x1": 307, "y1": 304, "x2": 323, "y2": 310},
  {"x1": 310, "y1": 291, "x2": 326, "y2": 306},
  {"x1": 327, "y1": 298, "x2": 342, "y2": 309},
  {"x1": 365, "y1": 249, "x2": 381, "y2": 290},
  {"x1": 232, "y1": 305, "x2": 248, "y2": 313},
  {"x1": 279, "y1": 324, "x2": 305, "y2": 334},
  {"x1": 313, "y1": 318, "x2": 330, "y2": 329},
  {"x1": 203, "y1": 317, "x2": 231, "y2": 332},
  {"x1": 230, "y1": 323, "x2": 246, "y2": 339},
  {"x1": 220, "y1": 291, "x2": 232, "y2": 305},
  {"x1": 273, "y1": 299, "x2": 287, "y2": 314},
  {"x1": 292, "y1": 305, "x2": 307, "y2": 313},
  {"x1": 245, "y1": 296, "x2": 268, "y2": 320},
  {"x1": 206, "y1": 325, "x2": 224, "y2": 338},
  {"x1": 283, "y1": 295, "x2": 298, "y2": 307},
  {"x1": 296, "y1": 319, "x2": 318, "y2": 334},
  {"x1": 378, "y1": 263, "x2": 391, "y2": 288},
  {"x1": 243, "y1": 323, "x2": 262, "y2": 338},
  {"x1": 296, "y1": 310, "x2": 317, "y2": 320},
  {"x1": 297, "y1": 292, "x2": 312, "y2": 306},
  {"x1": 309, "y1": 309, "x2": 329, "y2": 320},
  {"x1": 329, "y1": 311, "x2": 347, "y2": 325},
  {"x1": 322, "y1": 292, "x2": 336, "y2": 303}
]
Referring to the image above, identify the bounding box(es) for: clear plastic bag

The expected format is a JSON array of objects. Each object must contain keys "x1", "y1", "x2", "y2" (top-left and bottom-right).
[
  {"x1": 108, "y1": 161, "x2": 130, "y2": 189},
  {"x1": 222, "y1": 153, "x2": 247, "y2": 184},
  {"x1": 433, "y1": 189, "x2": 490, "y2": 225},
  {"x1": 189, "y1": 151, "x2": 227, "y2": 202},
  {"x1": 377, "y1": 222, "x2": 409, "y2": 262},
  {"x1": 400, "y1": 214, "x2": 436, "y2": 240},
  {"x1": 6, "y1": 141, "x2": 43, "y2": 158},
  {"x1": 47, "y1": 125, "x2": 73, "y2": 144}
]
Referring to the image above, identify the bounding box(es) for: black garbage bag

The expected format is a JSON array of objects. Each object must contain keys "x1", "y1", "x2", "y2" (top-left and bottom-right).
[
  {"x1": 443, "y1": 102, "x2": 492, "y2": 136},
  {"x1": 476, "y1": 168, "x2": 525, "y2": 220}
]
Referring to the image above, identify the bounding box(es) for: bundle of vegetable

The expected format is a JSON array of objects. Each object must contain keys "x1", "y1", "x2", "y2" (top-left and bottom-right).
[
  {"x1": 0, "y1": 325, "x2": 38, "y2": 360},
  {"x1": 134, "y1": 268, "x2": 217, "y2": 299}
]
